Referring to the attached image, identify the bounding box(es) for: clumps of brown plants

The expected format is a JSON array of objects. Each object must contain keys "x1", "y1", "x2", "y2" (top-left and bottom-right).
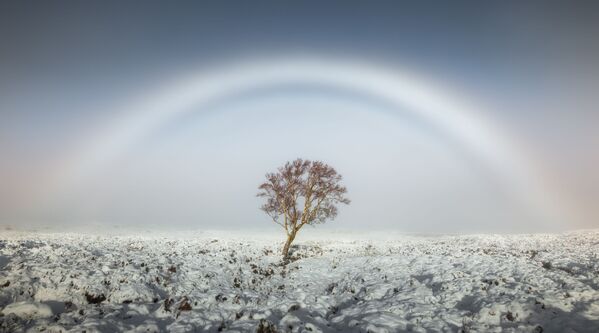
[
  {"x1": 256, "y1": 319, "x2": 278, "y2": 333},
  {"x1": 84, "y1": 292, "x2": 106, "y2": 304}
]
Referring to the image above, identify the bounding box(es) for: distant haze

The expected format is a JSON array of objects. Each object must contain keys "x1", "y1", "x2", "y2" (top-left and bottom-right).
[{"x1": 1, "y1": 1, "x2": 598, "y2": 233}]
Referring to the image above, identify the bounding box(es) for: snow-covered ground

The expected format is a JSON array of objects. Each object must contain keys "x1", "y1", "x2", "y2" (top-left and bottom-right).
[{"x1": 1, "y1": 229, "x2": 598, "y2": 332}]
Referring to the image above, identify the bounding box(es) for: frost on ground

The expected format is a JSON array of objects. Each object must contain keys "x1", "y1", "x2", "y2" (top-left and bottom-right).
[{"x1": 0, "y1": 230, "x2": 598, "y2": 333}]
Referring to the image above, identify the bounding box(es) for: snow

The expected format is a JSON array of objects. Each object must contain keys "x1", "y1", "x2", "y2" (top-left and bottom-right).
[
  {"x1": 1, "y1": 301, "x2": 53, "y2": 319},
  {"x1": 0, "y1": 229, "x2": 598, "y2": 332}
]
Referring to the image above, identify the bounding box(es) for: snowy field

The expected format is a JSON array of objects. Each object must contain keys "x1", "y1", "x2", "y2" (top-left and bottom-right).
[{"x1": 1, "y1": 229, "x2": 598, "y2": 333}]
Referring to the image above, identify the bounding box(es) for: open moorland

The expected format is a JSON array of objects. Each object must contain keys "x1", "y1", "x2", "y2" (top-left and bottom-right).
[{"x1": 1, "y1": 230, "x2": 598, "y2": 332}]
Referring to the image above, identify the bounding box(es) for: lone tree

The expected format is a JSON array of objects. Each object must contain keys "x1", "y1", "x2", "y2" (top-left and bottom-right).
[{"x1": 257, "y1": 158, "x2": 350, "y2": 258}]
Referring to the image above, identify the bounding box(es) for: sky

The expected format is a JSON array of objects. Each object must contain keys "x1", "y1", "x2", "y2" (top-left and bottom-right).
[{"x1": 1, "y1": 1, "x2": 598, "y2": 233}]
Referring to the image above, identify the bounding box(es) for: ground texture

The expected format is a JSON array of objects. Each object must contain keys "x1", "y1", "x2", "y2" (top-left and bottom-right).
[{"x1": 0, "y1": 230, "x2": 598, "y2": 332}]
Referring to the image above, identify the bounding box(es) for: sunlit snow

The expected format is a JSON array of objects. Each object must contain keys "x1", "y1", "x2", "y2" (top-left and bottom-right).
[{"x1": 1, "y1": 230, "x2": 598, "y2": 332}]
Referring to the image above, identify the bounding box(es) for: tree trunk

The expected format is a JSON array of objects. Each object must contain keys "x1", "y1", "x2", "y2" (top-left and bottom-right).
[{"x1": 282, "y1": 232, "x2": 296, "y2": 258}]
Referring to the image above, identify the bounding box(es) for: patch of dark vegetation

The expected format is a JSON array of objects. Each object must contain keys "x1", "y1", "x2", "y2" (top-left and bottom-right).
[
  {"x1": 178, "y1": 299, "x2": 192, "y2": 311},
  {"x1": 233, "y1": 295, "x2": 241, "y2": 305},
  {"x1": 283, "y1": 244, "x2": 324, "y2": 264},
  {"x1": 542, "y1": 262, "x2": 552, "y2": 270},
  {"x1": 84, "y1": 292, "x2": 106, "y2": 304},
  {"x1": 168, "y1": 265, "x2": 177, "y2": 273},
  {"x1": 250, "y1": 263, "x2": 275, "y2": 278},
  {"x1": 256, "y1": 319, "x2": 278, "y2": 333},
  {"x1": 481, "y1": 247, "x2": 495, "y2": 255},
  {"x1": 1, "y1": 281, "x2": 9, "y2": 288},
  {"x1": 326, "y1": 282, "x2": 337, "y2": 294},
  {"x1": 505, "y1": 311, "x2": 516, "y2": 322},
  {"x1": 527, "y1": 250, "x2": 539, "y2": 259},
  {"x1": 64, "y1": 301, "x2": 76, "y2": 313},
  {"x1": 233, "y1": 277, "x2": 242, "y2": 288},
  {"x1": 164, "y1": 298, "x2": 174, "y2": 312},
  {"x1": 481, "y1": 278, "x2": 500, "y2": 286}
]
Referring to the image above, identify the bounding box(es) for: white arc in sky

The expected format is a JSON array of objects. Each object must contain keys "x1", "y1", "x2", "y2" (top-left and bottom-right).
[{"x1": 49, "y1": 56, "x2": 575, "y2": 228}]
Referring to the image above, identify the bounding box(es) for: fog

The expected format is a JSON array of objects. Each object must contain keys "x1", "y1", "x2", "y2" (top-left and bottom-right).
[{"x1": 1, "y1": 1, "x2": 598, "y2": 232}]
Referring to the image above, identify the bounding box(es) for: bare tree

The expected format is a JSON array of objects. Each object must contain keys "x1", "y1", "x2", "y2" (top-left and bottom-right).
[{"x1": 257, "y1": 158, "x2": 350, "y2": 258}]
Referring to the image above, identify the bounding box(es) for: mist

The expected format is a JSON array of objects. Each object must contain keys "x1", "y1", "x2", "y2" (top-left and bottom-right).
[{"x1": 1, "y1": 1, "x2": 598, "y2": 233}]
